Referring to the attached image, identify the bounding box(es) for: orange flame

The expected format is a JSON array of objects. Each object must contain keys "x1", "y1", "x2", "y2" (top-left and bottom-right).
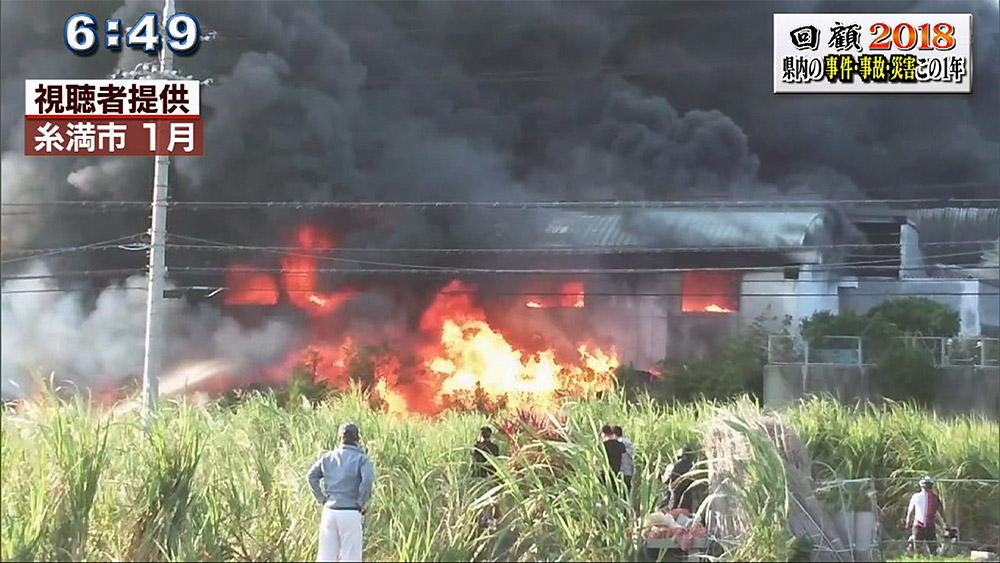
[
  {"x1": 420, "y1": 280, "x2": 616, "y2": 413},
  {"x1": 560, "y1": 281, "x2": 585, "y2": 308},
  {"x1": 285, "y1": 279, "x2": 618, "y2": 416},
  {"x1": 224, "y1": 224, "x2": 356, "y2": 314},
  {"x1": 524, "y1": 281, "x2": 586, "y2": 309},
  {"x1": 374, "y1": 379, "x2": 409, "y2": 418},
  {"x1": 681, "y1": 271, "x2": 740, "y2": 314},
  {"x1": 280, "y1": 226, "x2": 357, "y2": 315},
  {"x1": 703, "y1": 304, "x2": 733, "y2": 313},
  {"x1": 224, "y1": 264, "x2": 279, "y2": 306}
]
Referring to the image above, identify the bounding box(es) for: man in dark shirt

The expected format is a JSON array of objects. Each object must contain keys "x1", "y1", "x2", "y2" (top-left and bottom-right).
[
  {"x1": 613, "y1": 425, "x2": 634, "y2": 494},
  {"x1": 600, "y1": 424, "x2": 626, "y2": 493},
  {"x1": 472, "y1": 426, "x2": 500, "y2": 478},
  {"x1": 661, "y1": 446, "x2": 696, "y2": 512},
  {"x1": 472, "y1": 426, "x2": 501, "y2": 529}
]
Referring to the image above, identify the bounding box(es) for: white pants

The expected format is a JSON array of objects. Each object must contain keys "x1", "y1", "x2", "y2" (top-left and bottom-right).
[{"x1": 317, "y1": 508, "x2": 364, "y2": 562}]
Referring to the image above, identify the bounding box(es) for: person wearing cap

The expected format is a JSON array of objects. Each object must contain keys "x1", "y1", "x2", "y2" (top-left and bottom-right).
[
  {"x1": 906, "y1": 475, "x2": 947, "y2": 554},
  {"x1": 661, "y1": 446, "x2": 696, "y2": 512},
  {"x1": 308, "y1": 422, "x2": 375, "y2": 562}
]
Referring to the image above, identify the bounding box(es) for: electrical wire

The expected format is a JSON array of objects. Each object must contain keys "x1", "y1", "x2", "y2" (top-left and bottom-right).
[
  {"x1": 162, "y1": 237, "x2": 1000, "y2": 254},
  {"x1": 1, "y1": 269, "x2": 148, "y2": 281},
  {"x1": 0, "y1": 233, "x2": 147, "y2": 265},
  {"x1": 2, "y1": 236, "x2": 993, "y2": 271},
  {"x1": 2, "y1": 244, "x2": 993, "y2": 282},
  {"x1": 2, "y1": 287, "x2": 997, "y2": 297},
  {"x1": 2, "y1": 195, "x2": 998, "y2": 212},
  {"x1": 2, "y1": 257, "x2": 991, "y2": 282}
]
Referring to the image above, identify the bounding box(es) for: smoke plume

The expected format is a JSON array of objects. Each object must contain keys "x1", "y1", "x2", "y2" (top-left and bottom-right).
[{"x1": 2, "y1": 0, "x2": 997, "y2": 397}]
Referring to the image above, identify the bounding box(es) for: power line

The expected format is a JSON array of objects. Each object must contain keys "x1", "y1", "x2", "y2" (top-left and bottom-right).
[
  {"x1": 2, "y1": 286, "x2": 997, "y2": 298},
  {"x1": 4, "y1": 256, "x2": 985, "y2": 282},
  {"x1": 0, "y1": 233, "x2": 147, "y2": 264},
  {"x1": 3, "y1": 235, "x2": 995, "y2": 262},
  {"x1": 160, "y1": 265, "x2": 1000, "y2": 277},
  {"x1": 2, "y1": 246, "x2": 991, "y2": 282},
  {"x1": 1, "y1": 269, "x2": 148, "y2": 281},
  {"x1": 160, "y1": 234, "x2": 991, "y2": 272},
  {"x1": 0, "y1": 188, "x2": 1000, "y2": 216},
  {"x1": 160, "y1": 235, "x2": 994, "y2": 267},
  {"x1": 163, "y1": 238, "x2": 1000, "y2": 255},
  {"x1": 2, "y1": 250, "x2": 987, "y2": 282},
  {"x1": 2, "y1": 196, "x2": 998, "y2": 211},
  {"x1": 2, "y1": 237, "x2": 994, "y2": 269}
]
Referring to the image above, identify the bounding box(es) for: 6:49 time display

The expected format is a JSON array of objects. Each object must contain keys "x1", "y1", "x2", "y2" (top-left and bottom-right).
[{"x1": 65, "y1": 12, "x2": 201, "y2": 56}]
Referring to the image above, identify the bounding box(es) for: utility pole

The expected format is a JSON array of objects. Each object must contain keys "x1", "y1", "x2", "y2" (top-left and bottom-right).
[{"x1": 140, "y1": 0, "x2": 177, "y2": 425}]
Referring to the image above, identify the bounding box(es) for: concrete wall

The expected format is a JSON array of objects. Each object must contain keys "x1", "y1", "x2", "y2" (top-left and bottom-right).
[
  {"x1": 740, "y1": 266, "x2": 847, "y2": 335},
  {"x1": 764, "y1": 363, "x2": 1000, "y2": 418},
  {"x1": 982, "y1": 282, "x2": 1000, "y2": 335},
  {"x1": 740, "y1": 271, "x2": 798, "y2": 330}
]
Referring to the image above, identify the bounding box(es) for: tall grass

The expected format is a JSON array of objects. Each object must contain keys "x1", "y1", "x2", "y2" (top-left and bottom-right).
[
  {"x1": 789, "y1": 398, "x2": 1000, "y2": 548},
  {"x1": 2, "y1": 387, "x2": 109, "y2": 562},
  {"x1": 2, "y1": 390, "x2": 997, "y2": 562}
]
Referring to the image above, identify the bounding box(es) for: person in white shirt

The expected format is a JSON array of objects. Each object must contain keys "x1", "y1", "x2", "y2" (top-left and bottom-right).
[{"x1": 905, "y1": 475, "x2": 947, "y2": 554}]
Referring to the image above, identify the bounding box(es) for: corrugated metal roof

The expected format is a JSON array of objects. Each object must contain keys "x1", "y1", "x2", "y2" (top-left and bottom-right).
[
  {"x1": 535, "y1": 208, "x2": 860, "y2": 250},
  {"x1": 908, "y1": 207, "x2": 1000, "y2": 224},
  {"x1": 541, "y1": 212, "x2": 639, "y2": 247},
  {"x1": 907, "y1": 207, "x2": 1000, "y2": 245}
]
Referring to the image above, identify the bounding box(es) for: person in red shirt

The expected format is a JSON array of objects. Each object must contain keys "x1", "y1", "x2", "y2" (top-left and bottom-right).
[{"x1": 905, "y1": 475, "x2": 948, "y2": 554}]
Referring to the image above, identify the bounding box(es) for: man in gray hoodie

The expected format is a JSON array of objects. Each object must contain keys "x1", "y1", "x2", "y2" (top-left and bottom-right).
[{"x1": 308, "y1": 422, "x2": 375, "y2": 562}]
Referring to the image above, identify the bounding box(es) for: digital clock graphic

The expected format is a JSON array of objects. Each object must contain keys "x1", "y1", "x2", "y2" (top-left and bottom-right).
[{"x1": 64, "y1": 12, "x2": 201, "y2": 56}]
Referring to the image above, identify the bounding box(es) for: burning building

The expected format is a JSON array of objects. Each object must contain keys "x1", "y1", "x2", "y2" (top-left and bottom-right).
[
  {"x1": 209, "y1": 203, "x2": 998, "y2": 413},
  {"x1": 492, "y1": 205, "x2": 998, "y2": 366},
  {"x1": 482, "y1": 206, "x2": 870, "y2": 368},
  {"x1": 216, "y1": 206, "x2": 873, "y2": 384}
]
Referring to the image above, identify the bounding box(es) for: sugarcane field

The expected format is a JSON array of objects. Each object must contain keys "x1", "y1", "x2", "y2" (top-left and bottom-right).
[{"x1": 2, "y1": 0, "x2": 999, "y2": 562}]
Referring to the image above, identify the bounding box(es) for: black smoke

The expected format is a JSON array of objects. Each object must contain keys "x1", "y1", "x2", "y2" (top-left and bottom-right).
[{"x1": 2, "y1": 0, "x2": 998, "y2": 395}]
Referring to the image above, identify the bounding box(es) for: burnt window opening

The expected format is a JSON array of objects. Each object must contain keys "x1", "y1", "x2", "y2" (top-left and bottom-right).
[
  {"x1": 784, "y1": 266, "x2": 800, "y2": 280},
  {"x1": 681, "y1": 271, "x2": 741, "y2": 314},
  {"x1": 524, "y1": 280, "x2": 586, "y2": 309}
]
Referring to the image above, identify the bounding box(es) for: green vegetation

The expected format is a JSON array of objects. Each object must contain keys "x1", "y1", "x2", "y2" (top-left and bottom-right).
[
  {"x1": 801, "y1": 297, "x2": 964, "y2": 403},
  {"x1": 801, "y1": 298, "x2": 961, "y2": 344},
  {"x1": 648, "y1": 315, "x2": 782, "y2": 402},
  {"x1": 2, "y1": 389, "x2": 997, "y2": 562}
]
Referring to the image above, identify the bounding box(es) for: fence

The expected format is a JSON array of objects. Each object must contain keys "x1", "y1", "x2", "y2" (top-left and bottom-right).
[
  {"x1": 767, "y1": 335, "x2": 1000, "y2": 367},
  {"x1": 815, "y1": 477, "x2": 1000, "y2": 559}
]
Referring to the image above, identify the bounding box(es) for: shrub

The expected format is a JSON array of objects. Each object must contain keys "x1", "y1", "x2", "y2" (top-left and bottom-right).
[
  {"x1": 800, "y1": 298, "x2": 961, "y2": 404},
  {"x1": 655, "y1": 314, "x2": 780, "y2": 402},
  {"x1": 867, "y1": 298, "x2": 960, "y2": 337},
  {"x1": 873, "y1": 346, "x2": 941, "y2": 405}
]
